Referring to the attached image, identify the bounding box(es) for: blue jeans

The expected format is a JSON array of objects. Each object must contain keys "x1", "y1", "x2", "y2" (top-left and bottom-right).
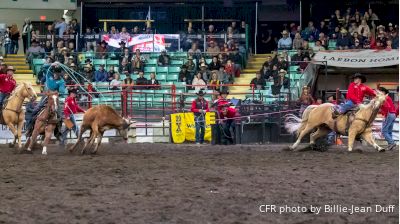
[
  {"x1": 337, "y1": 100, "x2": 354, "y2": 114},
  {"x1": 327, "y1": 131, "x2": 336, "y2": 145},
  {"x1": 195, "y1": 116, "x2": 205, "y2": 143},
  {"x1": 10, "y1": 40, "x2": 19, "y2": 54},
  {"x1": 382, "y1": 113, "x2": 396, "y2": 145},
  {"x1": 0, "y1": 92, "x2": 9, "y2": 106},
  {"x1": 61, "y1": 114, "x2": 79, "y2": 144}
]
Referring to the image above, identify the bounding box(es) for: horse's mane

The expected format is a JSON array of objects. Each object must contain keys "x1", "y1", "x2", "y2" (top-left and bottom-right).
[{"x1": 8, "y1": 82, "x2": 28, "y2": 100}]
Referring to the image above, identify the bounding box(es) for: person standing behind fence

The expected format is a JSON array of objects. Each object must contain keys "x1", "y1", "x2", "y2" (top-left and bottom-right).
[
  {"x1": 22, "y1": 18, "x2": 33, "y2": 54},
  {"x1": 191, "y1": 90, "x2": 209, "y2": 144},
  {"x1": 9, "y1": 24, "x2": 20, "y2": 54},
  {"x1": 378, "y1": 87, "x2": 397, "y2": 150},
  {"x1": 298, "y1": 86, "x2": 314, "y2": 115}
]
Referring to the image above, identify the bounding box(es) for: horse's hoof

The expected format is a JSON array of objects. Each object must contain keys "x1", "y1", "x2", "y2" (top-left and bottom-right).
[
  {"x1": 8, "y1": 143, "x2": 15, "y2": 148},
  {"x1": 378, "y1": 148, "x2": 385, "y2": 152},
  {"x1": 350, "y1": 148, "x2": 363, "y2": 153},
  {"x1": 282, "y1": 146, "x2": 292, "y2": 151},
  {"x1": 90, "y1": 151, "x2": 97, "y2": 155}
]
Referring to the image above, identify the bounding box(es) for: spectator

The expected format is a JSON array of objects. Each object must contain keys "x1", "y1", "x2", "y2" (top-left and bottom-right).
[
  {"x1": 148, "y1": 73, "x2": 160, "y2": 90},
  {"x1": 199, "y1": 63, "x2": 211, "y2": 82},
  {"x1": 197, "y1": 57, "x2": 208, "y2": 70},
  {"x1": 131, "y1": 54, "x2": 144, "y2": 73},
  {"x1": 26, "y1": 40, "x2": 44, "y2": 63},
  {"x1": 65, "y1": 55, "x2": 75, "y2": 67},
  {"x1": 184, "y1": 56, "x2": 196, "y2": 75},
  {"x1": 218, "y1": 66, "x2": 230, "y2": 85},
  {"x1": 96, "y1": 40, "x2": 108, "y2": 59},
  {"x1": 318, "y1": 32, "x2": 328, "y2": 48},
  {"x1": 123, "y1": 71, "x2": 134, "y2": 86},
  {"x1": 109, "y1": 26, "x2": 119, "y2": 39},
  {"x1": 329, "y1": 15, "x2": 339, "y2": 32},
  {"x1": 224, "y1": 59, "x2": 237, "y2": 81},
  {"x1": 135, "y1": 71, "x2": 148, "y2": 89},
  {"x1": 109, "y1": 73, "x2": 122, "y2": 90},
  {"x1": 70, "y1": 19, "x2": 80, "y2": 35},
  {"x1": 119, "y1": 27, "x2": 130, "y2": 43},
  {"x1": 3, "y1": 27, "x2": 11, "y2": 57},
  {"x1": 329, "y1": 26, "x2": 340, "y2": 39},
  {"x1": 63, "y1": 72, "x2": 75, "y2": 91},
  {"x1": 358, "y1": 19, "x2": 370, "y2": 38},
  {"x1": 221, "y1": 43, "x2": 231, "y2": 54},
  {"x1": 292, "y1": 32, "x2": 304, "y2": 50},
  {"x1": 94, "y1": 64, "x2": 107, "y2": 82},
  {"x1": 302, "y1": 21, "x2": 319, "y2": 41},
  {"x1": 208, "y1": 56, "x2": 221, "y2": 71},
  {"x1": 262, "y1": 55, "x2": 273, "y2": 68},
  {"x1": 83, "y1": 64, "x2": 94, "y2": 82},
  {"x1": 348, "y1": 22, "x2": 359, "y2": 35},
  {"x1": 192, "y1": 72, "x2": 207, "y2": 92},
  {"x1": 276, "y1": 55, "x2": 289, "y2": 71},
  {"x1": 313, "y1": 97, "x2": 323, "y2": 105},
  {"x1": 43, "y1": 40, "x2": 53, "y2": 56},
  {"x1": 312, "y1": 40, "x2": 325, "y2": 52},
  {"x1": 298, "y1": 86, "x2": 314, "y2": 114},
  {"x1": 188, "y1": 43, "x2": 202, "y2": 61},
  {"x1": 119, "y1": 58, "x2": 131, "y2": 74},
  {"x1": 299, "y1": 56, "x2": 310, "y2": 72},
  {"x1": 132, "y1": 26, "x2": 141, "y2": 35},
  {"x1": 218, "y1": 53, "x2": 227, "y2": 65},
  {"x1": 107, "y1": 65, "x2": 116, "y2": 82},
  {"x1": 319, "y1": 20, "x2": 329, "y2": 35},
  {"x1": 54, "y1": 18, "x2": 67, "y2": 37},
  {"x1": 250, "y1": 72, "x2": 266, "y2": 90},
  {"x1": 22, "y1": 18, "x2": 33, "y2": 54},
  {"x1": 260, "y1": 64, "x2": 272, "y2": 80},
  {"x1": 327, "y1": 94, "x2": 337, "y2": 105},
  {"x1": 239, "y1": 21, "x2": 246, "y2": 33},
  {"x1": 84, "y1": 27, "x2": 97, "y2": 52},
  {"x1": 208, "y1": 71, "x2": 220, "y2": 91},
  {"x1": 178, "y1": 65, "x2": 192, "y2": 85},
  {"x1": 157, "y1": 50, "x2": 170, "y2": 66},
  {"x1": 368, "y1": 8, "x2": 379, "y2": 21},
  {"x1": 385, "y1": 40, "x2": 393, "y2": 50},
  {"x1": 375, "y1": 28, "x2": 387, "y2": 49},
  {"x1": 334, "y1": 9, "x2": 342, "y2": 20},
  {"x1": 120, "y1": 47, "x2": 132, "y2": 63},
  {"x1": 291, "y1": 49, "x2": 304, "y2": 65},
  {"x1": 207, "y1": 41, "x2": 220, "y2": 57},
  {"x1": 278, "y1": 30, "x2": 292, "y2": 50},
  {"x1": 336, "y1": 29, "x2": 351, "y2": 49},
  {"x1": 9, "y1": 24, "x2": 20, "y2": 54}
]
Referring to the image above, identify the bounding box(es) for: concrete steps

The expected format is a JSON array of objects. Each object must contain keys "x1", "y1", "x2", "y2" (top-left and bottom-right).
[
  {"x1": 4, "y1": 55, "x2": 36, "y2": 90},
  {"x1": 230, "y1": 54, "x2": 271, "y2": 99}
]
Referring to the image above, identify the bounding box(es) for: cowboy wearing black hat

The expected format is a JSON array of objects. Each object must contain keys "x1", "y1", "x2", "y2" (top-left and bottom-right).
[
  {"x1": 333, "y1": 73, "x2": 376, "y2": 116},
  {"x1": 378, "y1": 86, "x2": 397, "y2": 150},
  {"x1": 190, "y1": 90, "x2": 209, "y2": 144},
  {"x1": 0, "y1": 66, "x2": 17, "y2": 108}
]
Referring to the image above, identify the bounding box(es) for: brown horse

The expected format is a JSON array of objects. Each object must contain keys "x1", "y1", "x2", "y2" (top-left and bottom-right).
[
  {"x1": 69, "y1": 105, "x2": 130, "y2": 155},
  {"x1": 25, "y1": 92, "x2": 59, "y2": 155},
  {"x1": 285, "y1": 91, "x2": 387, "y2": 152},
  {"x1": 0, "y1": 82, "x2": 37, "y2": 149}
]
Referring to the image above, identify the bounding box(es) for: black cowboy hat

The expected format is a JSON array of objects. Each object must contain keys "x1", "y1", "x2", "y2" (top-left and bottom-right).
[
  {"x1": 327, "y1": 94, "x2": 336, "y2": 100},
  {"x1": 100, "y1": 40, "x2": 108, "y2": 45},
  {"x1": 196, "y1": 90, "x2": 206, "y2": 96},
  {"x1": 119, "y1": 41, "x2": 126, "y2": 45},
  {"x1": 31, "y1": 39, "x2": 38, "y2": 44},
  {"x1": 85, "y1": 58, "x2": 92, "y2": 63},
  {"x1": 352, "y1": 73, "x2": 366, "y2": 83},
  {"x1": 181, "y1": 64, "x2": 187, "y2": 69},
  {"x1": 378, "y1": 86, "x2": 389, "y2": 95},
  {"x1": 53, "y1": 67, "x2": 62, "y2": 73},
  {"x1": 68, "y1": 88, "x2": 78, "y2": 95}
]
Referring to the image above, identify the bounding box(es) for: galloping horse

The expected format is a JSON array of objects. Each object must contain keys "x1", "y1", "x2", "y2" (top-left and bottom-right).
[
  {"x1": 0, "y1": 82, "x2": 37, "y2": 149},
  {"x1": 285, "y1": 91, "x2": 387, "y2": 152},
  {"x1": 25, "y1": 92, "x2": 59, "y2": 155}
]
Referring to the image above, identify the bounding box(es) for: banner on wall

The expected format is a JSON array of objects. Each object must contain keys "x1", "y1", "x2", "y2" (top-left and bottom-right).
[
  {"x1": 102, "y1": 34, "x2": 180, "y2": 52},
  {"x1": 313, "y1": 49, "x2": 399, "y2": 68}
]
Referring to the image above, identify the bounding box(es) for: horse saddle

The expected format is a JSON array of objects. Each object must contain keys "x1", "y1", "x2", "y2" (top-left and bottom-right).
[{"x1": 333, "y1": 108, "x2": 360, "y2": 136}]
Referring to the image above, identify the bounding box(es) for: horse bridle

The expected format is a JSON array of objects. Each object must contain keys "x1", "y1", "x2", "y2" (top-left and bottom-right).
[{"x1": 4, "y1": 84, "x2": 35, "y2": 114}]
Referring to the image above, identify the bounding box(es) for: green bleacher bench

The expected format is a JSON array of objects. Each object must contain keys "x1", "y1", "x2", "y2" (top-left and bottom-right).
[
  {"x1": 168, "y1": 66, "x2": 181, "y2": 73},
  {"x1": 157, "y1": 74, "x2": 167, "y2": 81},
  {"x1": 146, "y1": 58, "x2": 157, "y2": 66},
  {"x1": 170, "y1": 60, "x2": 183, "y2": 66},
  {"x1": 289, "y1": 66, "x2": 300, "y2": 72},
  {"x1": 106, "y1": 59, "x2": 119, "y2": 67},
  {"x1": 144, "y1": 66, "x2": 156, "y2": 73},
  {"x1": 156, "y1": 66, "x2": 168, "y2": 76},
  {"x1": 166, "y1": 74, "x2": 179, "y2": 82},
  {"x1": 130, "y1": 74, "x2": 138, "y2": 81}
]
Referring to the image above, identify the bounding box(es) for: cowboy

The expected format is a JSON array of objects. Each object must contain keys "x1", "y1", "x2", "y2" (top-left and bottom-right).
[
  {"x1": 218, "y1": 101, "x2": 237, "y2": 145},
  {"x1": 378, "y1": 87, "x2": 397, "y2": 150},
  {"x1": 0, "y1": 66, "x2": 17, "y2": 109},
  {"x1": 26, "y1": 63, "x2": 66, "y2": 136},
  {"x1": 191, "y1": 90, "x2": 209, "y2": 144},
  {"x1": 61, "y1": 89, "x2": 85, "y2": 146},
  {"x1": 333, "y1": 73, "x2": 375, "y2": 116}
]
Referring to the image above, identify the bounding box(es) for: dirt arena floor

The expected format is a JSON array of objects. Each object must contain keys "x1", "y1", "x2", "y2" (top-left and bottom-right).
[{"x1": 0, "y1": 143, "x2": 398, "y2": 224}]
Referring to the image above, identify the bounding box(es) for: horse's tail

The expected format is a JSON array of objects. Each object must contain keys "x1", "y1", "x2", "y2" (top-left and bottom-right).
[
  {"x1": 284, "y1": 114, "x2": 303, "y2": 135},
  {"x1": 284, "y1": 105, "x2": 317, "y2": 136}
]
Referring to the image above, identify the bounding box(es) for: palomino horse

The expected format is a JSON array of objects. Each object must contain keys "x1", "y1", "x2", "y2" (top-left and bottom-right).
[
  {"x1": 25, "y1": 92, "x2": 59, "y2": 155},
  {"x1": 285, "y1": 91, "x2": 387, "y2": 152},
  {"x1": 0, "y1": 82, "x2": 37, "y2": 149}
]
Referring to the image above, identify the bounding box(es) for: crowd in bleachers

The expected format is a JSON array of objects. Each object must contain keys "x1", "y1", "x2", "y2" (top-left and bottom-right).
[{"x1": 276, "y1": 7, "x2": 399, "y2": 51}]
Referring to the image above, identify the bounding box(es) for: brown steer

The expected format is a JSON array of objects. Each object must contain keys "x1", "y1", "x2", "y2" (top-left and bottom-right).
[{"x1": 69, "y1": 105, "x2": 130, "y2": 154}]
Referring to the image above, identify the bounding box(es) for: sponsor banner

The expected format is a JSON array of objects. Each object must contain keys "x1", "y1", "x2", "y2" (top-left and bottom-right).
[
  {"x1": 313, "y1": 49, "x2": 399, "y2": 68},
  {"x1": 102, "y1": 34, "x2": 180, "y2": 52},
  {"x1": 182, "y1": 112, "x2": 212, "y2": 142},
  {"x1": 170, "y1": 113, "x2": 185, "y2": 143}
]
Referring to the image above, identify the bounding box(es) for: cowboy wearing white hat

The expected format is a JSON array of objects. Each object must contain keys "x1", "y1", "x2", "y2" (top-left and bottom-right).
[{"x1": 278, "y1": 30, "x2": 292, "y2": 50}]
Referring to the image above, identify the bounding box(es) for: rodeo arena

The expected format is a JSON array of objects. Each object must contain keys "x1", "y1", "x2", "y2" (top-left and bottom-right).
[{"x1": 0, "y1": 0, "x2": 399, "y2": 223}]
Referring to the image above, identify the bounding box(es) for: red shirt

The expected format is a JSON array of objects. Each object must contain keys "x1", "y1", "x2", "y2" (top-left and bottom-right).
[
  {"x1": 0, "y1": 74, "x2": 16, "y2": 94},
  {"x1": 346, "y1": 83, "x2": 376, "y2": 104},
  {"x1": 219, "y1": 107, "x2": 237, "y2": 120},
  {"x1": 64, "y1": 96, "x2": 85, "y2": 118},
  {"x1": 380, "y1": 95, "x2": 396, "y2": 117},
  {"x1": 191, "y1": 98, "x2": 209, "y2": 114}
]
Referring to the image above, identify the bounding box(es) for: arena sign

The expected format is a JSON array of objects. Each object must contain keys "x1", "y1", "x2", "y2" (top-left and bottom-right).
[
  {"x1": 102, "y1": 34, "x2": 180, "y2": 52},
  {"x1": 313, "y1": 49, "x2": 399, "y2": 68}
]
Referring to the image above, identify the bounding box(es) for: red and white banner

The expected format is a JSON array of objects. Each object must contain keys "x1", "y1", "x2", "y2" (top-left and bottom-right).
[
  {"x1": 313, "y1": 49, "x2": 399, "y2": 68},
  {"x1": 102, "y1": 34, "x2": 179, "y2": 52}
]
